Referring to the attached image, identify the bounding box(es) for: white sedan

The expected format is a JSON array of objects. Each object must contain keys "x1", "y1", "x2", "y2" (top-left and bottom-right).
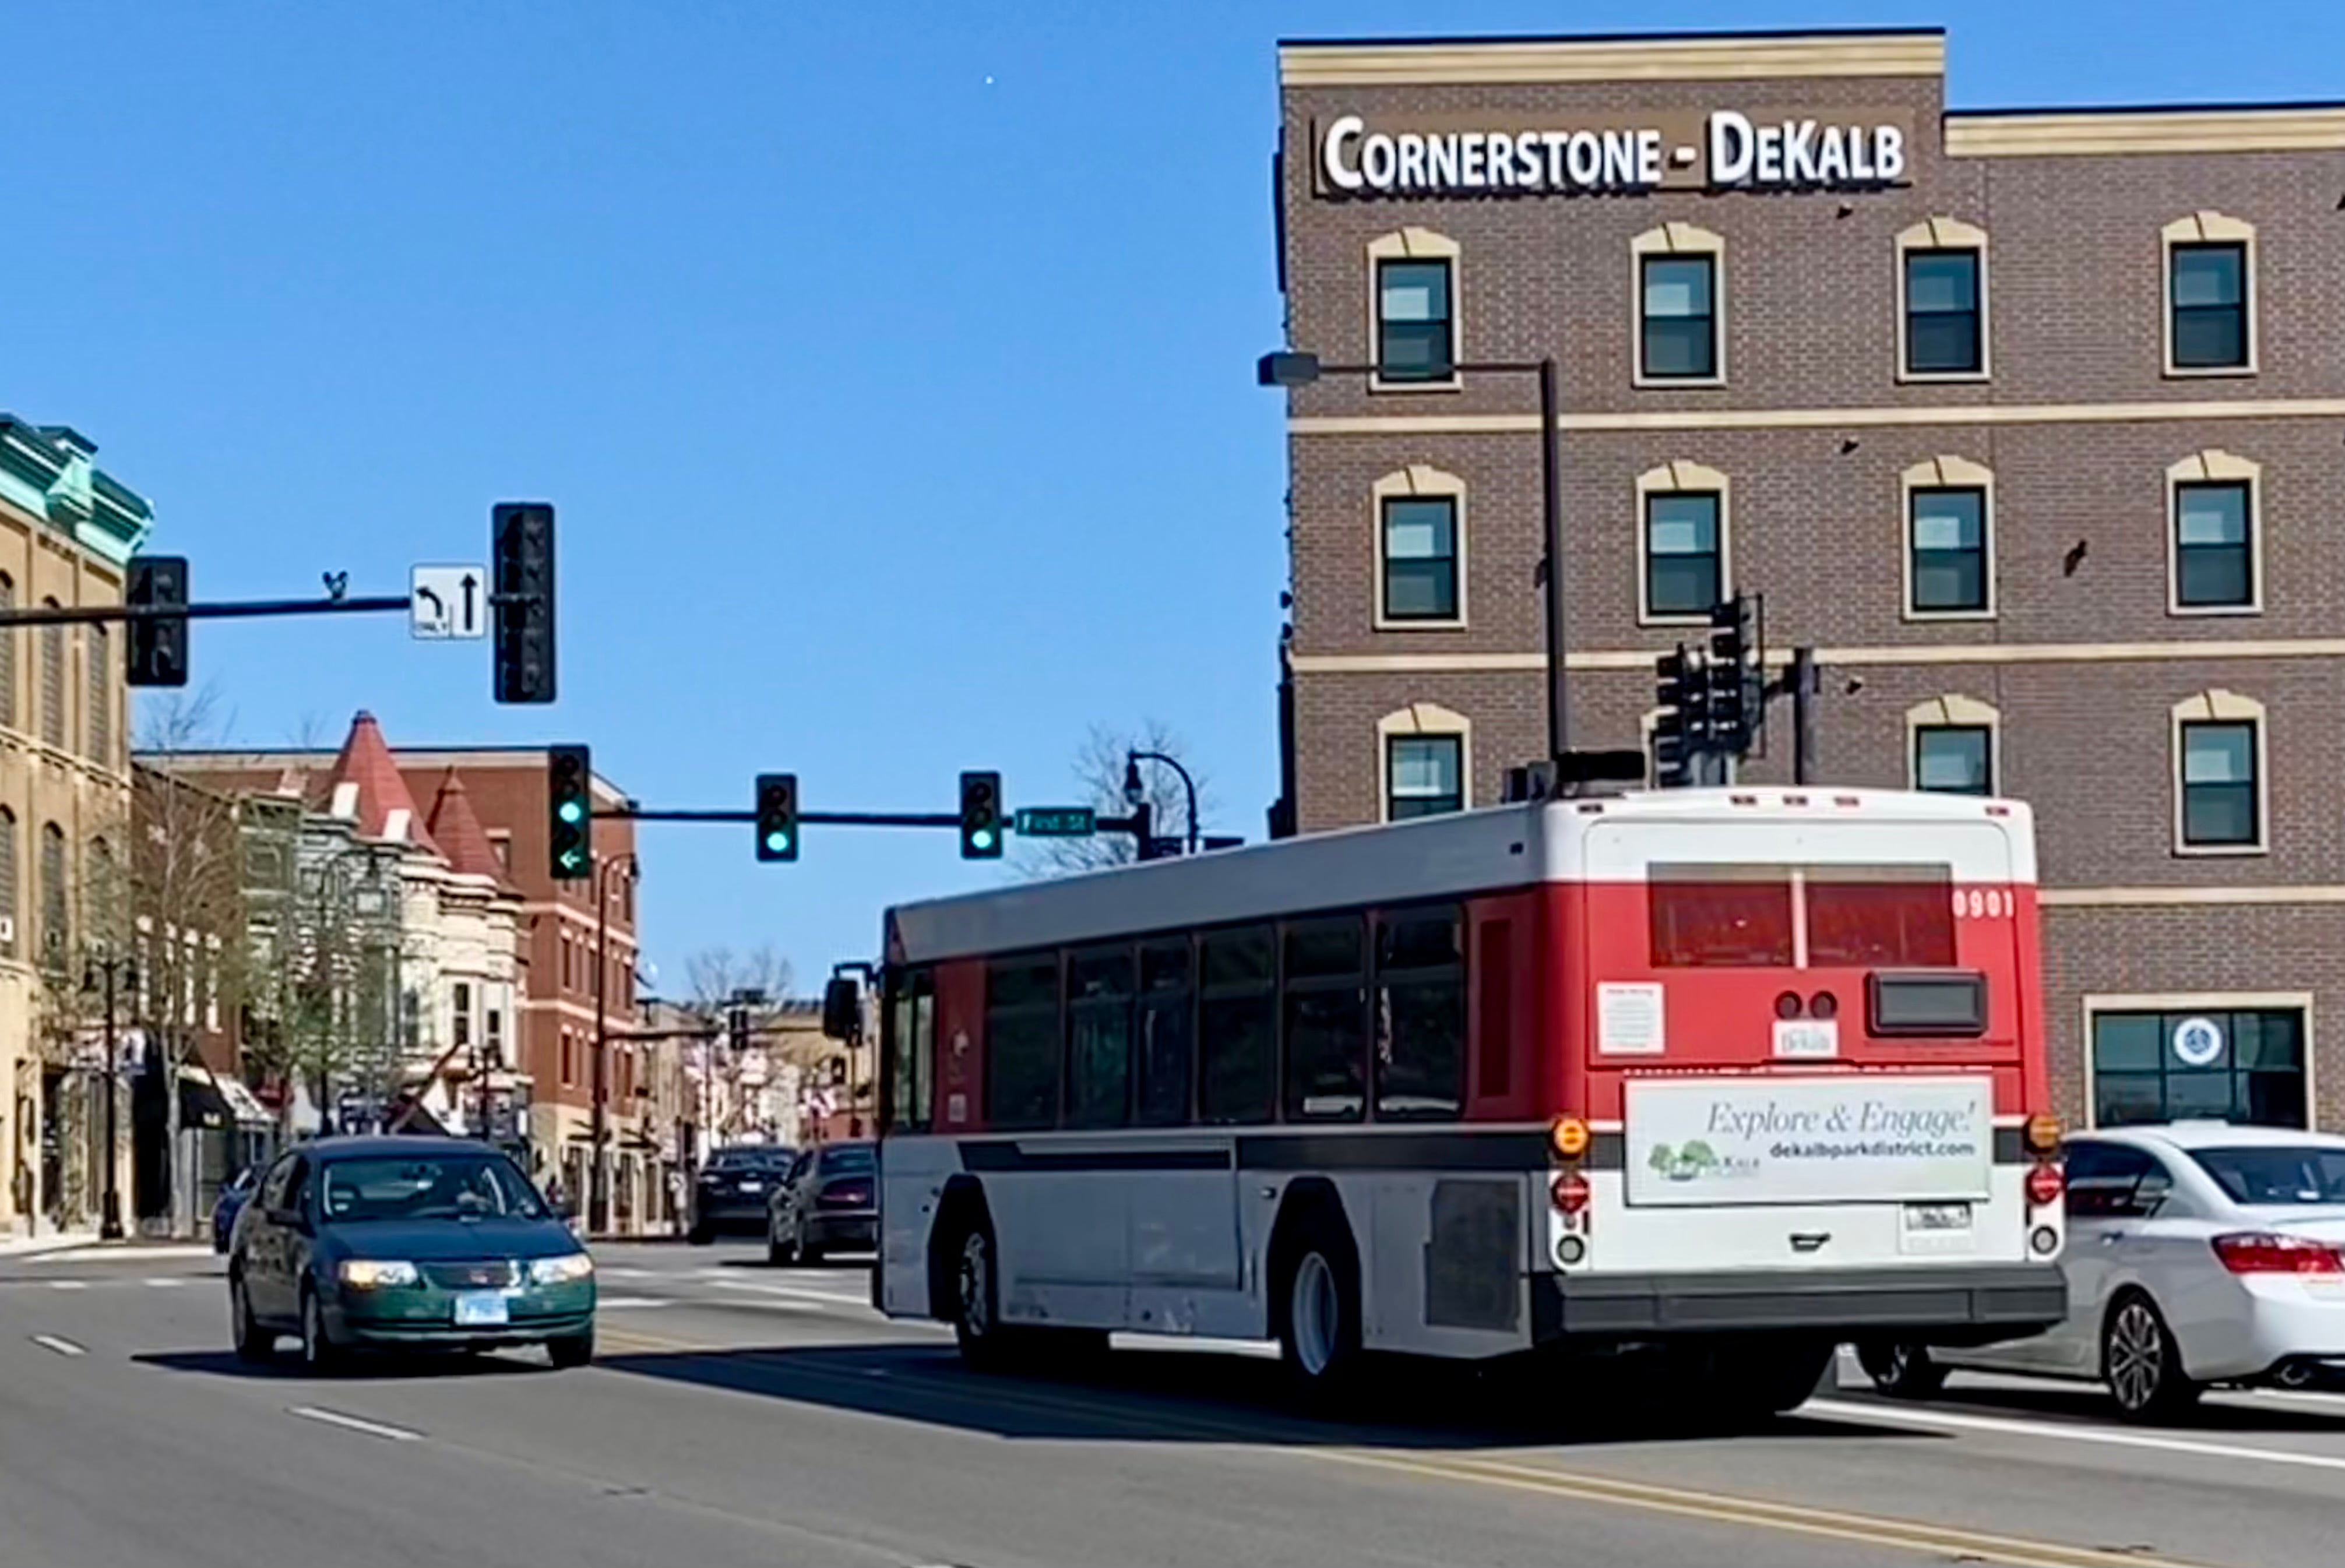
[{"x1": 1858, "y1": 1122, "x2": 2345, "y2": 1421}]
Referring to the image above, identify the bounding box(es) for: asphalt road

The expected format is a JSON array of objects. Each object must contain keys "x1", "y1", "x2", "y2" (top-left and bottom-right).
[{"x1": 6, "y1": 1241, "x2": 2345, "y2": 1568}]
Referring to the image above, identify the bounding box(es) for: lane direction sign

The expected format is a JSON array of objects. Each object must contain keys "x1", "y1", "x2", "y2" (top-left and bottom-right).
[{"x1": 411, "y1": 563, "x2": 488, "y2": 640}]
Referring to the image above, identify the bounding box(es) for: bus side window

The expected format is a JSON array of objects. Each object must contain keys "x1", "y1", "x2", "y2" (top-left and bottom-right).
[
  {"x1": 986, "y1": 952, "x2": 1062, "y2": 1130},
  {"x1": 1199, "y1": 925, "x2": 1276, "y2": 1125},
  {"x1": 1067, "y1": 945, "x2": 1136, "y2": 1130},
  {"x1": 883, "y1": 967, "x2": 935, "y2": 1135},
  {"x1": 1375, "y1": 904, "x2": 1464, "y2": 1120},
  {"x1": 1284, "y1": 915, "x2": 1368, "y2": 1123},
  {"x1": 1136, "y1": 939, "x2": 1195, "y2": 1127}
]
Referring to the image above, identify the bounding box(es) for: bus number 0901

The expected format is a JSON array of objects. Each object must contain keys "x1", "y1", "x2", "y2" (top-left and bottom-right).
[{"x1": 1953, "y1": 888, "x2": 2009, "y2": 919}]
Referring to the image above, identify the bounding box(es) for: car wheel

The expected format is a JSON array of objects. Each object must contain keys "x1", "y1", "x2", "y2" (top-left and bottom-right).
[
  {"x1": 2103, "y1": 1292, "x2": 2199, "y2": 1422},
  {"x1": 230, "y1": 1273, "x2": 273, "y2": 1365},
  {"x1": 1856, "y1": 1339, "x2": 1948, "y2": 1399},
  {"x1": 299, "y1": 1287, "x2": 346, "y2": 1375},
  {"x1": 547, "y1": 1330, "x2": 594, "y2": 1370},
  {"x1": 799, "y1": 1231, "x2": 824, "y2": 1267},
  {"x1": 688, "y1": 1224, "x2": 712, "y2": 1246},
  {"x1": 1275, "y1": 1210, "x2": 1364, "y2": 1407}
]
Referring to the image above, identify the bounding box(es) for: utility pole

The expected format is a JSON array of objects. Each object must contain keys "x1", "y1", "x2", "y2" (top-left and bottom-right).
[
  {"x1": 82, "y1": 955, "x2": 135, "y2": 1241},
  {"x1": 1789, "y1": 647, "x2": 1822, "y2": 785}
]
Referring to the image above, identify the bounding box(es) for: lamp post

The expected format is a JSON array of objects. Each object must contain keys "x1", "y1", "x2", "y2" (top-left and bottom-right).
[
  {"x1": 588, "y1": 851, "x2": 639, "y2": 1236},
  {"x1": 1124, "y1": 750, "x2": 1200, "y2": 856},
  {"x1": 1259, "y1": 351, "x2": 1569, "y2": 778},
  {"x1": 81, "y1": 953, "x2": 136, "y2": 1241}
]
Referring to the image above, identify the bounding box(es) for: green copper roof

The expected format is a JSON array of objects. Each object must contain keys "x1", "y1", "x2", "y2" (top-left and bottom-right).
[{"x1": 0, "y1": 413, "x2": 154, "y2": 567}]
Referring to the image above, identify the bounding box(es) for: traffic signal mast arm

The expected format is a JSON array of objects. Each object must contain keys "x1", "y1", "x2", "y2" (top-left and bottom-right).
[{"x1": 0, "y1": 590, "x2": 411, "y2": 626}]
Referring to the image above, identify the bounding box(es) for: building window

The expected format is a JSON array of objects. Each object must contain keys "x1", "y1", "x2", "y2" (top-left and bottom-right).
[
  {"x1": 0, "y1": 808, "x2": 16, "y2": 957},
  {"x1": 1381, "y1": 495, "x2": 1457, "y2": 622},
  {"x1": 1644, "y1": 491, "x2": 1722, "y2": 618},
  {"x1": 38, "y1": 821, "x2": 66, "y2": 965},
  {"x1": 2091, "y1": 1007, "x2": 2305, "y2": 1129},
  {"x1": 453, "y1": 981, "x2": 473, "y2": 1049},
  {"x1": 1387, "y1": 735, "x2": 1463, "y2": 820},
  {"x1": 0, "y1": 572, "x2": 15, "y2": 729},
  {"x1": 1915, "y1": 727, "x2": 1992, "y2": 796},
  {"x1": 1903, "y1": 249, "x2": 1981, "y2": 375},
  {"x1": 1639, "y1": 255, "x2": 1716, "y2": 380},
  {"x1": 561, "y1": 1030, "x2": 575, "y2": 1087},
  {"x1": 2174, "y1": 480, "x2": 2253, "y2": 610},
  {"x1": 1908, "y1": 487, "x2": 1989, "y2": 615},
  {"x1": 38, "y1": 602, "x2": 65, "y2": 750},
  {"x1": 1376, "y1": 258, "x2": 1454, "y2": 384},
  {"x1": 485, "y1": 1005, "x2": 503, "y2": 1066},
  {"x1": 487, "y1": 831, "x2": 512, "y2": 871},
  {"x1": 2179, "y1": 719, "x2": 2259, "y2": 849},
  {"x1": 2170, "y1": 242, "x2": 2248, "y2": 371},
  {"x1": 87, "y1": 623, "x2": 110, "y2": 766}
]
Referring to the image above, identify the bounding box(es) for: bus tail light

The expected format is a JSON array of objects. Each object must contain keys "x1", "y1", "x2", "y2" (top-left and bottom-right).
[
  {"x1": 2024, "y1": 1113, "x2": 2062, "y2": 1153},
  {"x1": 2024, "y1": 1162, "x2": 2065, "y2": 1208},
  {"x1": 2213, "y1": 1232, "x2": 2344, "y2": 1276},
  {"x1": 1550, "y1": 1172, "x2": 1591, "y2": 1216},
  {"x1": 1550, "y1": 1116, "x2": 1590, "y2": 1160}
]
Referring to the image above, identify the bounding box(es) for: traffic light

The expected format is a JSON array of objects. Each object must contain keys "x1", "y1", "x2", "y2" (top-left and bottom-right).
[
  {"x1": 125, "y1": 554, "x2": 189, "y2": 688},
  {"x1": 959, "y1": 771, "x2": 1002, "y2": 859},
  {"x1": 492, "y1": 502, "x2": 557, "y2": 704},
  {"x1": 1653, "y1": 644, "x2": 1693, "y2": 788},
  {"x1": 1707, "y1": 595, "x2": 1758, "y2": 754},
  {"x1": 755, "y1": 773, "x2": 798, "y2": 862},
  {"x1": 547, "y1": 744, "x2": 592, "y2": 880}
]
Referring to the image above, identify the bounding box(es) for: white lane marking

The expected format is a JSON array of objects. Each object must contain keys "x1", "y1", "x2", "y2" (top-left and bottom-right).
[
  {"x1": 600, "y1": 1266, "x2": 653, "y2": 1280},
  {"x1": 30, "y1": 1334, "x2": 86, "y2": 1357},
  {"x1": 142, "y1": 1277, "x2": 187, "y2": 1289},
  {"x1": 287, "y1": 1406, "x2": 424, "y2": 1443},
  {"x1": 709, "y1": 1277, "x2": 872, "y2": 1305},
  {"x1": 1804, "y1": 1397, "x2": 2345, "y2": 1474},
  {"x1": 33, "y1": 1245, "x2": 217, "y2": 1265},
  {"x1": 596, "y1": 1296, "x2": 671, "y2": 1310},
  {"x1": 47, "y1": 1281, "x2": 88, "y2": 1292}
]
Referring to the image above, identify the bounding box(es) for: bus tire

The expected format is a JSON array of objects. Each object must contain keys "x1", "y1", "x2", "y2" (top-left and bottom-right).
[
  {"x1": 1855, "y1": 1339, "x2": 1948, "y2": 1399},
  {"x1": 945, "y1": 1210, "x2": 1015, "y2": 1371},
  {"x1": 1678, "y1": 1334, "x2": 1832, "y2": 1427},
  {"x1": 1273, "y1": 1208, "x2": 1364, "y2": 1406}
]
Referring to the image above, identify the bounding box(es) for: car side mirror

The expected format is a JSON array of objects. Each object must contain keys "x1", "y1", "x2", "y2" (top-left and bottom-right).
[{"x1": 822, "y1": 975, "x2": 861, "y2": 1041}]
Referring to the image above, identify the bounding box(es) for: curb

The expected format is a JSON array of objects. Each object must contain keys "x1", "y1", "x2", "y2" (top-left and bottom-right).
[{"x1": 0, "y1": 1234, "x2": 103, "y2": 1262}]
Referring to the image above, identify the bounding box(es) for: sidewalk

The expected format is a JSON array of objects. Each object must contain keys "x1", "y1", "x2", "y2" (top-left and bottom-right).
[{"x1": 0, "y1": 1230, "x2": 100, "y2": 1260}]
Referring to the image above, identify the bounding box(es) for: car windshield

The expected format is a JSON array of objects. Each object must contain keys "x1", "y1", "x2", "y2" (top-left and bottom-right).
[
  {"x1": 821, "y1": 1145, "x2": 875, "y2": 1174},
  {"x1": 2189, "y1": 1146, "x2": 2345, "y2": 1206},
  {"x1": 319, "y1": 1155, "x2": 547, "y2": 1223},
  {"x1": 712, "y1": 1150, "x2": 791, "y2": 1173}
]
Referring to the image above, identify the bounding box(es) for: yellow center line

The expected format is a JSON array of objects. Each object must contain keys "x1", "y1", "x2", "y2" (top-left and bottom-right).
[{"x1": 586, "y1": 1329, "x2": 2206, "y2": 1568}]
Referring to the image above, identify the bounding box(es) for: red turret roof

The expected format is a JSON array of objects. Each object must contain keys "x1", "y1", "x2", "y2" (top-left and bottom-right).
[
  {"x1": 324, "y1": 711, "x2": 441, "y2": 855},
  {"x1": 424, "y1": 767, "x2": 513, "y2": 892}
]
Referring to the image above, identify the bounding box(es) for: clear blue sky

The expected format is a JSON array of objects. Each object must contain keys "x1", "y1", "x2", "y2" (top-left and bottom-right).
[{"x1": 10, "y1": 1, "x2": 2337, "y2": 996}]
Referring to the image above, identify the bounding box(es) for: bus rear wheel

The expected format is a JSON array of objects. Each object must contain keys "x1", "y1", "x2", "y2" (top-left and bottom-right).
[{"x1": 1275, "y1": 1213, "x2": 1363, "y2": 1405}]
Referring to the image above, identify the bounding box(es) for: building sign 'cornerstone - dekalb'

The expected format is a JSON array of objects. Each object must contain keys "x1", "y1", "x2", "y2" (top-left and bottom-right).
[{"x1": 1319, "y1": 110, "x2": 1909, "y2": 196}]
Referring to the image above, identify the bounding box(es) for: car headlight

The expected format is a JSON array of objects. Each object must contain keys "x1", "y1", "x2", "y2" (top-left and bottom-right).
[
  {"x1": 339, "y1": 1259, "x2": 419, "y2": 1289},
  {"x1": 529, "y1": 1253, "x2": 594, "y2": 1285}
]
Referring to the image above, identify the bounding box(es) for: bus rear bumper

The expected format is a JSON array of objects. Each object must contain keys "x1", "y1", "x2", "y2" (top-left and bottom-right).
[{"x1": 1534, "y1": 1263, "x2": 2066, "y2": 1344}]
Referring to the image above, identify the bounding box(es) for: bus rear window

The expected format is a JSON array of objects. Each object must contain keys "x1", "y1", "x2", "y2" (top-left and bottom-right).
[
  {"x1": 1650, "y1": 866, "x2": 1794, "y2": 968},
  {"x1": 1807, "y1": 868, "x2": 1956, "y2": 967}
]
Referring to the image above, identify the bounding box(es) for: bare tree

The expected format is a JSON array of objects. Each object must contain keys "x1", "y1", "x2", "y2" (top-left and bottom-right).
[
  {"x1": 683, "y1": 944, "x2": 795, "y2": 1012},
  {"x1": 1022, "y1": 718, "x2": 1213, "y2": 876}
]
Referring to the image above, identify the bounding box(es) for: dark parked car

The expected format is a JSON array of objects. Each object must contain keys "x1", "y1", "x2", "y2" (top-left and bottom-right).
[
  {"x1": 689, "y1": 1145, "x2": 797, "y2": 1243},
  {"x1": 212, "y1": 1167, "x2": 258, "y2": 1254},
  {"x1": 766, "y1": 1141, "x2": 876, "y2": 1266},
  {"x1": 227, "y1": 1136, "x2": 596, "y2": 1372}
]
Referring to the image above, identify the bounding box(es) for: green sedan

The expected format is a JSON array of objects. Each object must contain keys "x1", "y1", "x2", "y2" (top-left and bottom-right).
[{"x1": 228, "y1": 1135, "x2": 596, "y2": 1372}]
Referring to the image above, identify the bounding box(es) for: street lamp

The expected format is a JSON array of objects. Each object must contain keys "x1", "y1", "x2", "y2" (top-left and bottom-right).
[
  {"x1": 588, "y1": 851, "x2": 639, "y2": 1236},
  {"x1": 81, "y1": 953, "x2": 137, "y2": 1242},
  {"x1": 1125, "y1": 750, "x2": 1200, "y2": 856},
  {"x1": 1259, "y1": 349, "x2": 1571, "y2": 778}
]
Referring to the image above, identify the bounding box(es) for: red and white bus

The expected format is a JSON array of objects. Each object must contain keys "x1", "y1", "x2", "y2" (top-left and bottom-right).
[{"x1": 865, "y1": 786, "x2": 2069, "y2": 1415}]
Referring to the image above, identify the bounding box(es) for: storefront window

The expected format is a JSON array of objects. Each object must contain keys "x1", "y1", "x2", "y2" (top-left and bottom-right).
[{"x1": 2091, "y1": 1007, "x2": 2305, "y2": 1129}]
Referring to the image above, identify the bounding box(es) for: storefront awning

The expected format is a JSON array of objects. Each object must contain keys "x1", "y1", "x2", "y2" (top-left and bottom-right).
[{"x1": 178, "y1": 1069, "x2": 273, "y2": 1131}]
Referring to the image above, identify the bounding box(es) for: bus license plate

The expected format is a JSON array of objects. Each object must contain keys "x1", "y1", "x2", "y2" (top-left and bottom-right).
[
  {"x1": 1903, "y1": 1203, "x2": 1971, "y2": 1233},
  {"x1": 455, "y1": 1292, "x2": 509, "y2": 1327}
]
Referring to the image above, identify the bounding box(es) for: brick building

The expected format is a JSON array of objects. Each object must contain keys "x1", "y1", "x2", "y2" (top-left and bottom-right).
[{"x1": 1267, "y1": 27, "x2": 2345, "y2": 1132}]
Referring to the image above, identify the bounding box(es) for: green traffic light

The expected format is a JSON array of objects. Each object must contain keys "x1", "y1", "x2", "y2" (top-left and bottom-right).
[
  {"x1": 971, "y1": 828, "x2": 995, "y2": 852},
  {"x1": 765, "y1": 830, "x2": 791, "y2": 855},
  {"x1": 557, "y1": 800, "x2": 585, "y2": 824}
]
